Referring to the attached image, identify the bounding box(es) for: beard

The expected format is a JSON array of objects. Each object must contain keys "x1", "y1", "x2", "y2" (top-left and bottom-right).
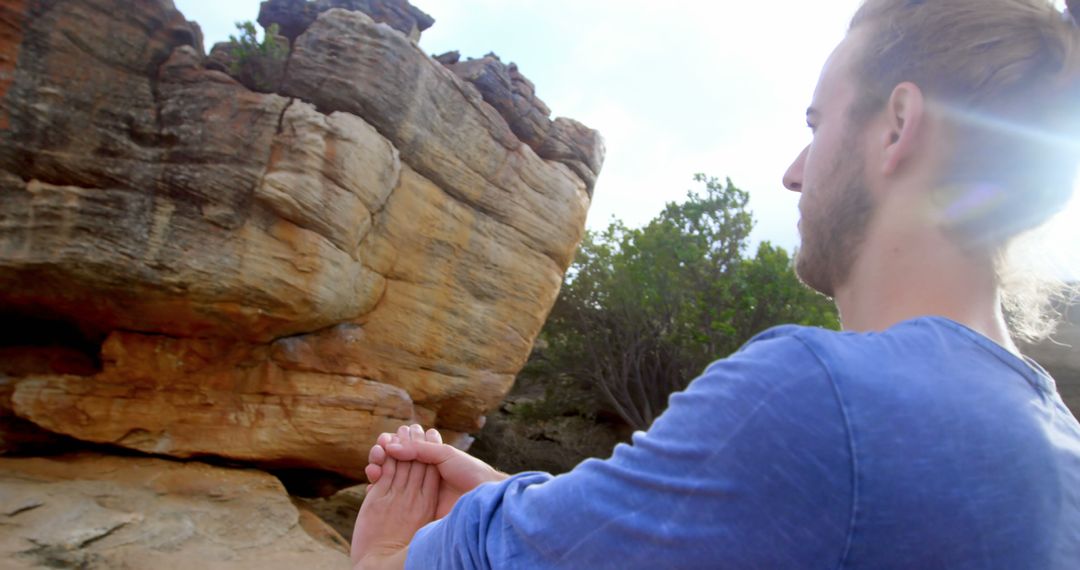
[{"x1": 794, "y1": 139, "x2": 876, "y2": 298}]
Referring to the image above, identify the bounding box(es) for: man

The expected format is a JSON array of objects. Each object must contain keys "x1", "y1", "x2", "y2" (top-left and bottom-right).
[{"x1": 352, "y1": 0, "x2": 1080, "y2": 567}]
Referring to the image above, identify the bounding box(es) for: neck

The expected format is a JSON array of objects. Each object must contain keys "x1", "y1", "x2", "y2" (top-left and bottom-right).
[{"x1": 832, "y1": 203, "x2": 1018, "y2": 355}]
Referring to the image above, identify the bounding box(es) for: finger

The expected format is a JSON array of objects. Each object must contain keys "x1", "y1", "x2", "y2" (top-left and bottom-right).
[
  {"x1": 425, "y1": 428, "x2": 443, "y2": 444},
  {"x1": 385, "y1": 437, "x2": 417, "y2": 461},
  {"x1": 386, "y1": 436, "x2": 406, "y2": 490},
  {"x1": 387, "y1": 439, "x2": 454, "y2": 465},
  {"x1": 409, "y1": 423, "x2": 425, "y2": 443},
  {"x1": 377, "y1": 432, "x2": 393, "y2": 448},
  {"x1": 404, "y1": 426, "x2": 427, "y2": 489},
  {"x1": 405, "y1": 452, "x2": 427, "y2": 490},
  {"x1": 364, "y1": 463, "x2": 382, "y2": 483},
  {"x1": 368, "y1": 443, "x2": 386, "y2": 466},
  {"x1": 384, "y1": 425, "x2": 415, "y2": 459}
]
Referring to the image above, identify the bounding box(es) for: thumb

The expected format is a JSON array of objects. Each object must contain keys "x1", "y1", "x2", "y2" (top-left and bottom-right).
[{"x1": 386, "y1": 439, "x2": 455, "y2": 465}]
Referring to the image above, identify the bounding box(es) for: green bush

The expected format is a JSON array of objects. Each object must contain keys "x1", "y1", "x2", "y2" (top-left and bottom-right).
[
  {"x1": 535, "y1": 174, "x2": 839, "y2": 430},
  {"x1": 227, "y1": 21, "x2": 287, "y2": 90}
]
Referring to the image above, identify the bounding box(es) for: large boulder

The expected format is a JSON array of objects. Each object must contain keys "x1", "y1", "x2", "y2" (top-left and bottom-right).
[
  {"x1": 0, "y1": 453, "x2": 350, "y2": 569},
  {"x1": 435, "y1": 52, "x2": 605, "y2": 193},
  {"x1": 0, "y1": 0, "x2": 602, "y2": 480},
  {"x1": 258, "y1": 0, "x2": 435, "y2": 44}
]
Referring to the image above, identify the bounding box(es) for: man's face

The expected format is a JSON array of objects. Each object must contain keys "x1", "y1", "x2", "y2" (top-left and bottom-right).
[{"x1": 783, "y1": 32, "x2": 877, "y2": 298}]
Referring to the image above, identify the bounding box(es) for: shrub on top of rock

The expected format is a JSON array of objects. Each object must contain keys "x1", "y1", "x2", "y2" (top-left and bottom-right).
[{"x1": 207, "y1": 21, "x2": 289, "y2": 93}]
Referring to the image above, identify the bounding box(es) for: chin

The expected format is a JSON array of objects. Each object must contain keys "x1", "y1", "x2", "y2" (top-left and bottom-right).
[{"x1": 794, "y1": 251, "x2": 834, "y2": 298}]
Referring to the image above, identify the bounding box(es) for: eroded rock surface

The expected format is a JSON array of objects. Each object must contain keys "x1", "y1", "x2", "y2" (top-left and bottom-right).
[
  {"x1": 0, "y1": 0, "x2": 602, "y2": 480},
  {"x1": 0, "y1": 453, "x2": 350, "y2": 569},
  {"x1": 436, "y1": 51, "x2": 605, "y2": 194},
  {"x1": 295, "y1": 484, "x2": 368, "y2": 542},
  {"x1": 259, "y1": 0, "x2": 435, "y2": 44}
]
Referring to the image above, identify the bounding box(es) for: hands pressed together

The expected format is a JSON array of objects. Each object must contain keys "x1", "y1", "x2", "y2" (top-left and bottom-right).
[{"x1": 350, "y1": 424, "x2": 509, "y2": 570}]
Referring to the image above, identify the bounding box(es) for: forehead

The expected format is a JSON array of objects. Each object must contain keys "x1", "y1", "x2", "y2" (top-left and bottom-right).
[{"x1": 811, "y1": 30, "x2": 865, "y2": 112}]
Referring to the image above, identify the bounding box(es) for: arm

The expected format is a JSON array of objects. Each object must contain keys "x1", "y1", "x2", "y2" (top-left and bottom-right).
[{"x1": 406, "y1": 333, "x2": 855, "y2": 569}]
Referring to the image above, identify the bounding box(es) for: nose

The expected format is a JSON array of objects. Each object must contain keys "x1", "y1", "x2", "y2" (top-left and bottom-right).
[{"x1": 783, "y1": 145, "x2": 808, "y2": 193}]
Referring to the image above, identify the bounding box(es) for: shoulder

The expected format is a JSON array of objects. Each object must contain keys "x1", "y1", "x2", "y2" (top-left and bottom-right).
[
  {"x1": 702, "y1": 325, "x2": 825, "y2": 377},
  {"x1": 685, "y1": 325, "x2": 843, "y2": 417},
  {"x1": 736, "y1": 318, "x2": 975, "y2": 377},
  {"x1": 682, "y1": 318, "x2": 998, "y2": 430},
  {"x1": 704, "y1": 323, "x2": 841, "y2": 381},
  {"x1": 696, "y1": 319, "x2": 974, "y2": 401},
  {"x1": 764, "y1": 317, "x2": 1039, "y2": 416}
]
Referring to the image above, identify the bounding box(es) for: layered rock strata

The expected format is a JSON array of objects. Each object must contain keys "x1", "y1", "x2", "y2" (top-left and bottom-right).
[
  {"x1": 0, "y1": 453, "x2": 351, "y2": 569},
  {"x1": 259, "y1": 0, "x2": 435, "y2": 44},
  {"x1": 435, "y1": 52, "x2": 604, "y2": 193},
  {"x1": 0, "y1": 0, "x2": 603, "y2": 480}
]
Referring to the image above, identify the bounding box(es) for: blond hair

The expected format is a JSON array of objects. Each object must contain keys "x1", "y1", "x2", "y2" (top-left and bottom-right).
[{"x1": 849, "y1": 0, "x2": 1080, "y2": 341}]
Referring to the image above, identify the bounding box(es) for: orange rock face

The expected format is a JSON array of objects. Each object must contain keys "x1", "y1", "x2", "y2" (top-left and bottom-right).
[
  {"x1": 0, "y1": 1, "x2": 603, "y2": 480},
  {"x1": 0, "y1": 0, "x2": 27, "y2": 131},
  {"x1": 12, "y1": 332, "x2": 417, "y2": 477}
]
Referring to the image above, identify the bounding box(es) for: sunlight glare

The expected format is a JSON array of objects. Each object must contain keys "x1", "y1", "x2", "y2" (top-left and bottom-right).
[{"x1": 1015, "y1": 171, "x2": 1080, "y2": 282}]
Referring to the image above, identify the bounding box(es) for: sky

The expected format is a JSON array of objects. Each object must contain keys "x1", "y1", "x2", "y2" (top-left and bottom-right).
[{"x1": 175, "y1": 0, "x2": 1078, "y2": 272}]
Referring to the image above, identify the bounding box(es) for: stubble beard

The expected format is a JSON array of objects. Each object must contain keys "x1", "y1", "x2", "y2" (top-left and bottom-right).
[{"x1": 794, "y1": 143, "x2": 876, "y2": 299}]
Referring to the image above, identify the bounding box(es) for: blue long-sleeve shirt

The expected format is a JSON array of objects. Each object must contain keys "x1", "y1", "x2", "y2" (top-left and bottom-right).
[{"x1": 407, "y1": 317, "x2": 1080, "y2": 569}]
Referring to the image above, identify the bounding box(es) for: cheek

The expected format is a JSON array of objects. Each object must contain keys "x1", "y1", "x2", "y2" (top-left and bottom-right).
[{"x1": 802, "y1": 142, "x2": 825, "y2": 188}]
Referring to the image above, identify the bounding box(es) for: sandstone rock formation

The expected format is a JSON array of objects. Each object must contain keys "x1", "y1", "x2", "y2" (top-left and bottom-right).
[
  {"x1": 259, "y1": 0, "x2": 434, "y2": 44},
  {"x1": 0, "y1": 0, "x2": 602, "y2": 483},
  {"x1": 0, "y1": 453, "x2": 350, "y2": 569},
  {"x1": 295, "y1": 484, "x2": 369, "y2": 542},
  {"x1": 436, "y1": 51, "x2": 605, "y2": 194}
]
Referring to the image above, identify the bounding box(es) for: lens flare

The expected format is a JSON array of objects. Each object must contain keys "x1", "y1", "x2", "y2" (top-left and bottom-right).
[
  {"x1": 1012, "y1": 171, "x2": 1080, "y2": 282},
  {"x1": 1054, "y1": 175, "x2": 1080, "y2": 280},
  {"x1": 935, "y1": 102, "x2": 1080, "y2": 280},
  {"x1": 939, "y1": 103, "x2": 1080, "y2": 155}
]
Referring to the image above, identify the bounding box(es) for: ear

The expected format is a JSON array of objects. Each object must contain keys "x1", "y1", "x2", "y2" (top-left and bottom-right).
[{"x1": 881, "y1": 82, "x2": 924, "y2": 176}]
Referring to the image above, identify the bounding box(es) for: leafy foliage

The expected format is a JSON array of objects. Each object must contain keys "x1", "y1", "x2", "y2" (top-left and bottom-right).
[
  {"x1": 532, "y1": 174, "x2": 839, "y2": 431},
  {"x1": 229, "y1": 22, "x2": 287, "y2": 66},
  {"x1": 226, "y1": 22, "x2": 287, "y2": 91}
]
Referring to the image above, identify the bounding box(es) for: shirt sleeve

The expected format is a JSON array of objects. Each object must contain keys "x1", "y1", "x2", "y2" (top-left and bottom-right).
[{"x1": 405, "y1": 331, "x2": 854, "y2": 570}]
